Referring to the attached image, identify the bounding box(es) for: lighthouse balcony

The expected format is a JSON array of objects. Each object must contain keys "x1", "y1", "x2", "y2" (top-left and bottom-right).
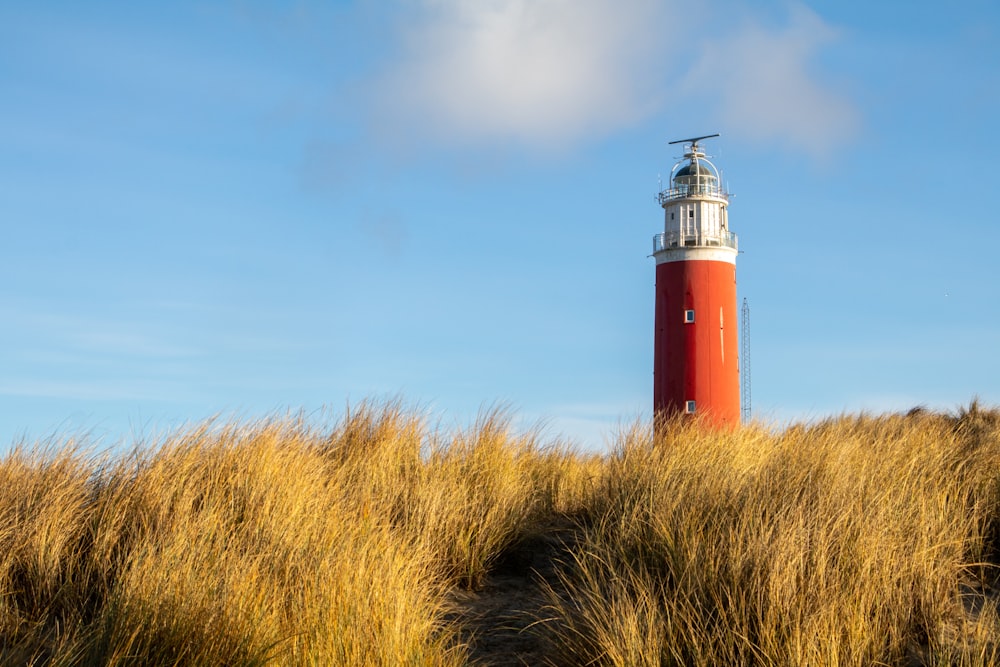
[
  {"x1": 658, "y1": 184, "x2": 729, "y2": 204},
  {"x1": 653, "y1": 231, "x2": 738, "y2": 253}
]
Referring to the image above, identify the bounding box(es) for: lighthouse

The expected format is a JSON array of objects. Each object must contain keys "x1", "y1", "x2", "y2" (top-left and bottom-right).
[{"x1": 652, "y1": 134, "x2": 740, "y2": 427}]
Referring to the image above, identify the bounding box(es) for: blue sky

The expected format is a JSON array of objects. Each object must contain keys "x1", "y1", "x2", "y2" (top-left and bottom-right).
[{"x1": 2, "y1": 0, "x2": 998, "y2": 451}]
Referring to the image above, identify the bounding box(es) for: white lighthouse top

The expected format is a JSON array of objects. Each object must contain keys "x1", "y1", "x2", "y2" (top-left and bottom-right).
[
  {"x1": 658, "y1": 134, "x2": 728, "y2": 205},
  {"x1": 652, "y1": 133, "x2": 737, "y2": 261}
]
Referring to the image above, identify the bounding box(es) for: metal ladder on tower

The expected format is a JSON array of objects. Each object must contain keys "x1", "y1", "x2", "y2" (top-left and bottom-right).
[{"x1": 741, "y1": 298, "x2": 752, "y2": 424}]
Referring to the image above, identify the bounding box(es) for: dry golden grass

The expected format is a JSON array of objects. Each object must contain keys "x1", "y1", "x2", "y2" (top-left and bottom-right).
[
  {"x1": 540, "y1": 404, "x2": 1000, "y2": 666},
  {"x1": 0, "y1": 402, "x2": 579, "y2": 665},
  {"x1": 2, "y1": 400, "x2": 1000, "y2": 666}
]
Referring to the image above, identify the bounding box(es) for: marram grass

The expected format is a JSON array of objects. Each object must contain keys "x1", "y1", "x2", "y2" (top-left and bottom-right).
[
  {"x1": 541, "y1": 405, "x2": 1000, "y2": 666},
  {"x1": 1, "y1": 400, "x2": 1000, "y2": 665}
]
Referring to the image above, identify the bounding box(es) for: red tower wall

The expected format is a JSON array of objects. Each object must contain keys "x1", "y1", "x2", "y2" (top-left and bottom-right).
[{"x1": 653, "y1": 258, "x2": 740, "y2": 427}]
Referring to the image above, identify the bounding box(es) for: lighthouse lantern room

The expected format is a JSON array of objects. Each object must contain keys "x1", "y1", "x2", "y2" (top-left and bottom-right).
[{"x1": 652, "y1": 134, "x2": 740, "y2": 427}]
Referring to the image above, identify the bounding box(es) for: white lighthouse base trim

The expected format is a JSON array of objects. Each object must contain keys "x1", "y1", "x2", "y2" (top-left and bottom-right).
[{"x1": 653, "y1": 247, "x2": 738, "y2": 265}]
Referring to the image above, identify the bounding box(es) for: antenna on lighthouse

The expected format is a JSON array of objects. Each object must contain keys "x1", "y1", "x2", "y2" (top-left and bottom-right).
[
  {"x1": 741, "y1": 297, "x2": 752, "y2": 424},
  {"x1": 668, "y1": 133, "x2": 720, "y2": 153}
]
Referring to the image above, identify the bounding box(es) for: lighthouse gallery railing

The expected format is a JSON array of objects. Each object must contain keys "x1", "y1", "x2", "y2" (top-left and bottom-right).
[
  {"x1": 653, "y1": 231, "x2": 738, "y2": 253},
  {"x1": 658, "y1": 184, "x2": 729, "y2": 205}
]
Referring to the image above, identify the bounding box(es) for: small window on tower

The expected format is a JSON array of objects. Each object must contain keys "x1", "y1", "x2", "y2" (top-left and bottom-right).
[
  {"x1": 689, "y1": 209, "x2": 694, "y2": 218},
  {"x1": 685, "y1": 400, "x2": 696, "y2": 414},
  {"x1": 670, "y1": 212, "x2": 674, "y2": 220},
  {"x1": 684, "y1": 309, "x2": 695, "y2": 323}
]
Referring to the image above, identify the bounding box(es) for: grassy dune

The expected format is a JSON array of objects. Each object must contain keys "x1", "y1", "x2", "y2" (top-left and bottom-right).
[{"x1": 2, "y1": 401, "x2": 1000, "y2": 665}]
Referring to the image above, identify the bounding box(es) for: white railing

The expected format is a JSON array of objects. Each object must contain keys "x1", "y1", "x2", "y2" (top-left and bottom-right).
[
  {"x1": 658, "y1": 184, "x2": 728, "y2": 204},
  {"x1": 653, "y1": 231, "x2": 738, "y2": 253}
]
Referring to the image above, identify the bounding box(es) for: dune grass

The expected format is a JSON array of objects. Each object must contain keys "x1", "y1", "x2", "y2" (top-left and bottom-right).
[
  {"x1": 0, "y1": 402, "x2": 579, "y2": 666},
  {"x1": 541, "y1": 404, "x2": 1000, "y2": 666},
  {"x1": 1, "y1": 400, "x2": 1000, "y2": 665}
]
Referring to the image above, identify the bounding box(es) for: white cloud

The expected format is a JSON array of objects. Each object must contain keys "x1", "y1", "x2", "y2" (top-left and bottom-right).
[
  {"x1": 375, "y1": 0, "x2": 668, "y2": 150},
  {"x1": 371, "y1": 0, "x2": 859, "y2": 158},
  {"x1": 681, "y1": 4, "x2": 859, "y2": 157}
]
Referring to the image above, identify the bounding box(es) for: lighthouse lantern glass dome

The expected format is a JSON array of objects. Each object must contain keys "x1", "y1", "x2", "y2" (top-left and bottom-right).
[
  {"x1": 673, "y1": 162, "x2": 718, "y2": 186},
  {"x1": 669, "y1": 155, "x2": 723, "y2": 199},
  {"x1": 657, "y1": 137, "x2": 730, "y2": 209}
]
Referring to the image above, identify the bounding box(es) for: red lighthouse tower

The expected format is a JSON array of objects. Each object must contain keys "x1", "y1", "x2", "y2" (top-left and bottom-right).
[{"x1": 652, "y1": 134, "x2": 740, "y2": 427}]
